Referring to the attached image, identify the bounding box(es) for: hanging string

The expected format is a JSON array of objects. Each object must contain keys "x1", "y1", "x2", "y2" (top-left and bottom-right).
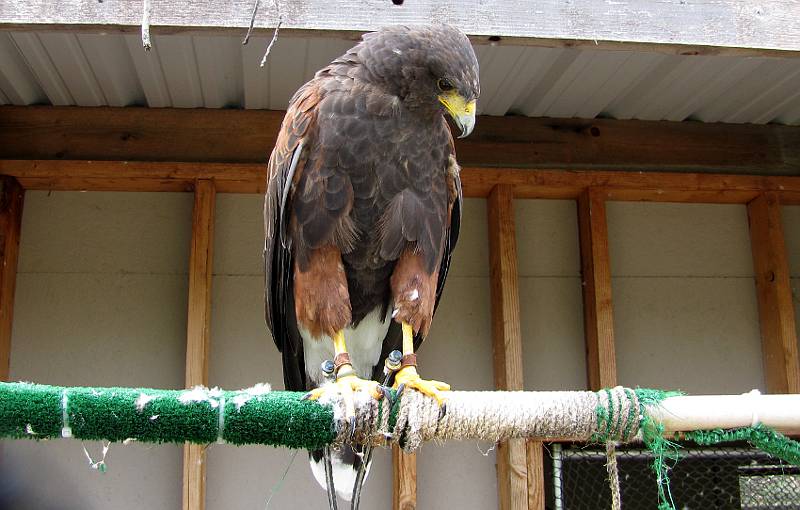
[
  {"x1": 606, "y1": 442, "x2": 621, "y2": 510},
  {"x1": 82, "y1": 441, "x2": 111, "y2": 473},
  {"x1": 264, "y1": 450, "x2": 298, "y2": 509}
]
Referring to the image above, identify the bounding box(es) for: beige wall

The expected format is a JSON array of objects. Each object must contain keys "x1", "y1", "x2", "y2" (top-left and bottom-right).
[
  {"x1": 607, "y1": 202, "x2": 764, "y2": 394},
  {"x1": 1, "y1": 191, "x2": 191, "y2": 510},
  {"x1": 2, "y1": 192, "x2": 782, "y2": 509},
  {"x1": 783, "y1": 206, "x2": 800, "y2": 355},
  {"x1": 516, "y1": 200, "x2": 587, "y2": 391}
]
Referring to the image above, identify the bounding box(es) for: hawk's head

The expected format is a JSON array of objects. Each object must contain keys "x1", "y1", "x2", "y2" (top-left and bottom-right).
[{"x1": 357, "y1": 24, "x2": 480, "y2": 138}]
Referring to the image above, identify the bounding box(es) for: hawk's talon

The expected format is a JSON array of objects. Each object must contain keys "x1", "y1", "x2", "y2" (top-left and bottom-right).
[
  {"x1": 392, "y1": 366, "x2": 451, "y2": 406},
  {"x1": 377, "y1": 385, "x2": 394, "y2": 405},
  {"x1": 438, "y1": 403, "x2": 447, "y2": 421},
  {"x1": 348, "y1": 416, "x2": 357, "y2": 442},
  {"x1": 304, "y1": 370, "x2": 384, "y2": 437},
  {"x1": 395, "y1": 383, "x2": 406, "y2": 400}
]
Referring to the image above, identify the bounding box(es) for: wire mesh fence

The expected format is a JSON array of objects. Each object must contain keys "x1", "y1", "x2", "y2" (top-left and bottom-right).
[{"x1": 544, "y1": 442, "x2": 800, "y2": 509}]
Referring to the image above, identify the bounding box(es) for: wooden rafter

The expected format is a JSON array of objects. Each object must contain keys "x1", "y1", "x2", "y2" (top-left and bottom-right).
[
  {"x1": 0, "y1": 177, "x2": 23, "y2": 381},
  {"x1": 487, "y1": 185, "x2": 528, "y2": 510},
  {"x1": 3, "y1": 160, "x2": 800, "y2": 205},
  {"x1": 183, "y1": 179, "x2": 216, "y2": 510},
  {"x1": 2, "y1": 0, "x2": 800, "y2": 55},
  {"x1": 3, "y1": 106, "x2": 800, "y2": 176},
  {"x1": 747, "y1": 192, "x2": 800, "y2": 394}
]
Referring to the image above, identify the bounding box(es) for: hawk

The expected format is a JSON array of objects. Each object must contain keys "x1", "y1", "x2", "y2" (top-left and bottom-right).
[{"x1": 264, "y1": 24, "x2": 479, "y2": 507}]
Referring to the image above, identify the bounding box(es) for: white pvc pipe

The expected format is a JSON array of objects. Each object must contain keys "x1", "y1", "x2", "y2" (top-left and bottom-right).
[{"x1": 649, "y1": 392, "x2": 800, "y2": 433}]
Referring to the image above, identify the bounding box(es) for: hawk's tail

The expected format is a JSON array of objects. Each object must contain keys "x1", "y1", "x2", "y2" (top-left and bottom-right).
[{"x1": 309, "y1": 445, "x2": 371, "y2": 503}]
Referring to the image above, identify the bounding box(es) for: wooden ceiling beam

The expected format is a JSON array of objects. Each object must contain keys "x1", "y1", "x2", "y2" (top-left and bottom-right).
[
  {"x1": 2, "y1": 106, "x2": 799, "y2": 176},
  {"x1": 2, "y1": 160, "x2": 800, "y2": 204}
]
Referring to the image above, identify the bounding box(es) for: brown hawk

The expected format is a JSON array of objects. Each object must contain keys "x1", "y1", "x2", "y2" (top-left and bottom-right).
[{"x1": 264, "y1": 24, "x2": 479, "y2": 507}]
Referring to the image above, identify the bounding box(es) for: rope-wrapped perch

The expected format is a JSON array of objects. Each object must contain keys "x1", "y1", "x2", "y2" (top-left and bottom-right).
[
  {"x1": 1, "y1": 382, "x2": 646, "y2": 449},
  {"x1": 6, "y1": 381, "x2": 800, "y2": 510},
  {"x1": 1, "y1": 381, "x2": 799, "y2": 452},
  {"x1": 348, "y1": 387, "x2": 641, "y2": 451}
]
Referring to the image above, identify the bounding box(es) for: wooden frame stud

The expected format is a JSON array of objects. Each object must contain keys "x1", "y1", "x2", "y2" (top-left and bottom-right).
[
  {"x1": 393, "y1": 445, "x2": 417, "y2": 509},
  {"x1": 183, "y1": 179, "x2": 216, "y2": 510},
  {"x1": 487, "y1": 184, "x2": 529, "y2": 510},
  {"x1": 578, "y1": 188, "x2": 618, "y2": 390},
  {"x1": 747, "y1": 192, "x2": 800, "y2": 394},
  {"x1": 0, "y1": 176, "x2": 23, "y2": 381}
]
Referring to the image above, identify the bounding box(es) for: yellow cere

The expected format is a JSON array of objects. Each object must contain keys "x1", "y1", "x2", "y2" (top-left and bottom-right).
[{"x1": 438, "y1": 89, "x2": 474, "y2": 115}]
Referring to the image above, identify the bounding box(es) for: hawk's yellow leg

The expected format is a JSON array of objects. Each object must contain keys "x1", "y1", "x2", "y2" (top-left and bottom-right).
[
  {"x1": 393, "y1": 323, "x2": 450, "y2": 405},
  {"x1": 303, "y1": 331, "x2": 383, "y2": 419}
]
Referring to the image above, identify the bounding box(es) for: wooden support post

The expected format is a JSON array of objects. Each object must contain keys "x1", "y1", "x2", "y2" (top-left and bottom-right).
[
  {"x1": 747, "y1": 192, "x2": 800, "y2": 394},
  {"x1": 392, "y1": 445, "x2": 417, "y2": 510},
  {"x1": 578, "y1": 188, "x2": 618, "y2": 390},
  {"x1": 183, "y1": 179, "x2": 216, "y2": 510},
  {"x1": 487, "y1": 184, "x2": 528, "y2": 510},
  {"x1": 526, "y1": 441, "x2": 545, "y2": 510},
  {"x1": 0, "y1": 177, "x2": 23, "y2": 382}
]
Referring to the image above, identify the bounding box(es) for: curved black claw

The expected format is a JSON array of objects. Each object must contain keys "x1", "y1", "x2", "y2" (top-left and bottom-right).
[
  {"x1": 395, "y1": 383, "x2": 406, "y2": 400},
  {"x1": 348, "y1": 416, "x2": 357, "y2": 443},
  {"x1": 301, "y1": 391, "x2": 313, "y2": 401},
  {"x1": 378, "y1": 385, "x2": 394, "y2": 406},
  {"x1": 438, "y1": 402, "x2": 448, "y2": 421}
]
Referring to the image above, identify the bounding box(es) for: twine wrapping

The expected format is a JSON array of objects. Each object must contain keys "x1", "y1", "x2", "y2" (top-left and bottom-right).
[{"x1": 335, "y1": 386, "x2": 641, "y2": 452}]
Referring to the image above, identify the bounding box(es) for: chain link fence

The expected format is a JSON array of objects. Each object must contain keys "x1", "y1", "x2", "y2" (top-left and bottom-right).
[{"x1": 543, "y1": 442, "x2": 800, "y2": 509}]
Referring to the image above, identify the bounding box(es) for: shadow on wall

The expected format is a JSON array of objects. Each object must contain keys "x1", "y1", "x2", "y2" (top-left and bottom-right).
[{"x1": 0, "y1": 459, "x2": 86, "y2": 510}]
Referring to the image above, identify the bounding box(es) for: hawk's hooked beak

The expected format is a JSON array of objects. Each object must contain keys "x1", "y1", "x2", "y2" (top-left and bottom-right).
[{"x1": 439, "y1": 91, "x2": 476, "y2": 138}]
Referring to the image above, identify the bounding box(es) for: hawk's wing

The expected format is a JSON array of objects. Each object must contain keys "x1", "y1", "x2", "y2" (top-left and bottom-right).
[{"x1": 264, "y1": 82, "x2": 321, "y2": 391}]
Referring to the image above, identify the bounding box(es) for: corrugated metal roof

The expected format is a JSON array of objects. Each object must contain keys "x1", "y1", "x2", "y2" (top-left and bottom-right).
[{"x1": 2, "y1": 31, "x2": 800, "y2": 125}]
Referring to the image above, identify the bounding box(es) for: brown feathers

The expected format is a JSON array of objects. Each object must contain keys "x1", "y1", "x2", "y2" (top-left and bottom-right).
[
  {"x1": 294, "y1": 245, "x2": 352, "y2": 339},
  {"x1": 390, "y1": 248, "x2": 439, "y2": 336}
]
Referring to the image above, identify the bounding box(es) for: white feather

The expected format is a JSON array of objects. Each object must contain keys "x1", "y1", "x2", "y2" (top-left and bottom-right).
[
  {"x1": 300, "y1": 307, "x2": 392, "y2": 385},
  {"x1": 309, "y1": 452, "x2": 371, "y2": 502},
  {"x1": 299, "y1": 307, "x2": 390, "y2": 500}
]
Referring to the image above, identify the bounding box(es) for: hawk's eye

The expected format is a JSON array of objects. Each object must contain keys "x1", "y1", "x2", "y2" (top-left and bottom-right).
[{"x1": 437, "y1": 78, "x2": 454, "y2": 92}]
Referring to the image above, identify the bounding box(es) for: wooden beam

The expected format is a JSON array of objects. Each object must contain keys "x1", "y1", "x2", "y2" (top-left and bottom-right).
[
  {"x1": 460, "y1": 168, "x2": 798, "y2": 203},
  {"x1": 747, "y1": 192, "x2": 800, "y2": 394},
  {"x1": 487, "y1": 184, "x2": 528, "y2": 510},
  {"x1": 2, "y1": 0, "x2": 800, "y2": 55},
  {"x1": 488, "y1": 185, "x2": 524, "y2": 391},
  {"x1": 183, "y1": 179, "x2": 216, "y2": 510},
  {"x1": 3, "y1": 106, "x2": 800, "y2": 175},
  {"x1": 578, "y1": 188, "x2": 617, "y2": 390},
  {"x1": 392, "y1": 445, "x2": 416, "y2": 510},
  {"x1": 526, "y1": 441, "x2": 546, "y2": 510},
  {"x1": 0, "y1": 177, "x2": 23, "y2": 381},
  {"x1": 4, "y1": 160, "x2": 800, "y2": 205}
]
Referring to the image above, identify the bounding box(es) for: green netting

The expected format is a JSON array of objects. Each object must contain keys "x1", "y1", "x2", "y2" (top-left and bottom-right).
[{"x1": 686, "y1": 424, "x2": 800, "y2": 466}]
